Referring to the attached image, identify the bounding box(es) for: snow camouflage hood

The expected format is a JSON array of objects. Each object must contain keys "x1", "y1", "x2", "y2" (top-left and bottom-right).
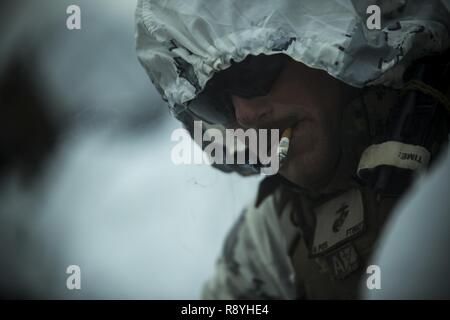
[
  {"x1": 135, "y1": 0, "x2": 450, "y2": 176},
  {"x1": 136, "y1": 0, "x2": 450, "y2": 108}
]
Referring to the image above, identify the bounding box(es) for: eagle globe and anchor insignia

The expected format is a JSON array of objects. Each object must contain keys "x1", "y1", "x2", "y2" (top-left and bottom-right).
[{"x1": 311, "y1": 189, "x2": 365, "y2": 279}]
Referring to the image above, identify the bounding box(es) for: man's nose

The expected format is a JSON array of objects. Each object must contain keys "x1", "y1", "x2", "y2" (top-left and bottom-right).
[{"x1": 232, "y1": 95, "x2": 271, "y2": 128}]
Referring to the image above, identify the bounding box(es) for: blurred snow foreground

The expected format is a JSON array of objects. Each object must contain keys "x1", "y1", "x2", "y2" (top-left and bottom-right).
[
  {"x1": 0, "y1": 123, "x2": 260, "y2": 299},
  {"x1": 0, "y1": 0, "x2": 260, "y2": 298},
  {"x1": 362, "y1": 142, "x2": 450, "y2": 299}
]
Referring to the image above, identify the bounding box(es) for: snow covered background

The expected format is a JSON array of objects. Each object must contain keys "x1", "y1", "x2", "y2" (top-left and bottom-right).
[{"x1": 0, "y1": 0, "x2": 261, "y2": 299}]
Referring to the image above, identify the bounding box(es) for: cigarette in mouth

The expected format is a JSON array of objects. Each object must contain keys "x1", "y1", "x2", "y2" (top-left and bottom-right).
[{"x1": 277, "y1": 127, "x2": 292, "y2": 166}]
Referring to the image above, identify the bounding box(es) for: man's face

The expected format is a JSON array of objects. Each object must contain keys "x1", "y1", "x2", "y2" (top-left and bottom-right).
[{"x1": 231, "y1": 58, "x2": 356, "y2": 190}]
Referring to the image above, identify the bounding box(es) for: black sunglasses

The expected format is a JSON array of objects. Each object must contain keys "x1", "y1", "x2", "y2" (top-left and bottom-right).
[{"x1": 184, "y1": 54, "x2": 288, "y2": 125}]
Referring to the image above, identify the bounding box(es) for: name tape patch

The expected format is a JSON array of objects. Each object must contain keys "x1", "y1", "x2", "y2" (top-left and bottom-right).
[{"x1": 312, "y1": 188, "x2": 364, "y2": 256}]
